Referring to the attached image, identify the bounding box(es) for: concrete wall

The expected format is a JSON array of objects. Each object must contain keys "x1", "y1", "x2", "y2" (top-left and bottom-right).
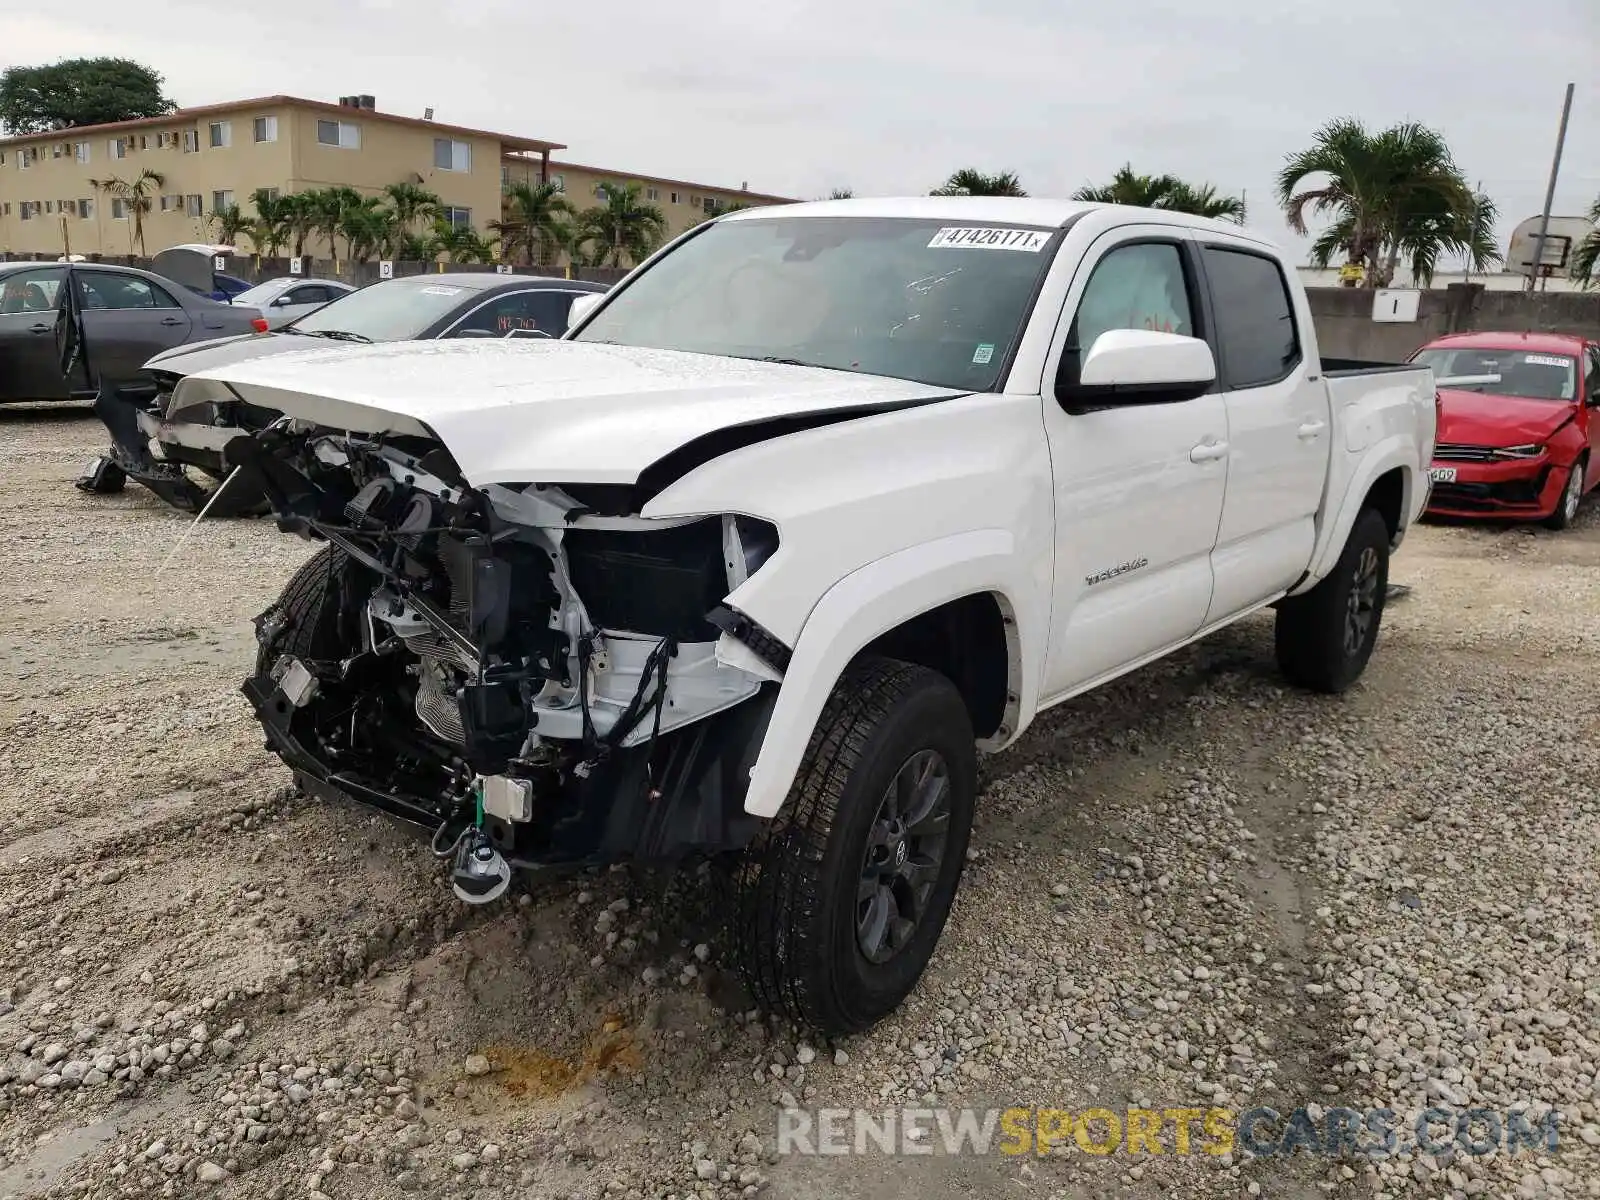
[{"x1": 1305, "y1": 285, "x2": 1600, "y2": 362}]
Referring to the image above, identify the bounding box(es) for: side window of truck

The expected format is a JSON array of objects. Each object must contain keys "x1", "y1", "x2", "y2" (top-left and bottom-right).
[
  {"x1": 1200, "y1": 247, "x2": 1301, "y2": 388},
  {"x1": 1073, "y1": 242, "x2": 1194, "y2": 351}
]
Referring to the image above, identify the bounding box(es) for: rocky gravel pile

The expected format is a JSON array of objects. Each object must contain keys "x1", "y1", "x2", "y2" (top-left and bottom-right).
[{"x1": 0, "y1": 409, "x2": 1596, "y2": 1200}]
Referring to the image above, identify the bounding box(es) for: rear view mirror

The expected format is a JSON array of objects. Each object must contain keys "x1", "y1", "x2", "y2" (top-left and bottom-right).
[
  {"x1": 1057, "y1": 329, "x2": 1216, "y2": 410},
  {"x1": 567, "y1": 293, "x2": 603, "y2": 328}
]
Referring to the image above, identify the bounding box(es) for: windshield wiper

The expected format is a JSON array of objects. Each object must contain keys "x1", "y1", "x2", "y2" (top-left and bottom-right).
[{"x1": 300, "y1": 329, "x2": 373, "y2": 343}]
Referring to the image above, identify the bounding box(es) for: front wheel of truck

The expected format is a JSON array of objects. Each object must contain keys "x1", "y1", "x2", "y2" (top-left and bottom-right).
[
  {"x1": 731, "y1": 656, "x2": 977, "y2": 1035},
  {"x1": 1274, "y1": 507, "x2": 1390, "y2": 694}
]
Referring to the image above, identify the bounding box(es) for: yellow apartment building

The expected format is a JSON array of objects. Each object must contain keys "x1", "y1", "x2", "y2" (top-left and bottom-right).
[{"x1": 0, "y1": 94, "x2": 795, "y2": 261}]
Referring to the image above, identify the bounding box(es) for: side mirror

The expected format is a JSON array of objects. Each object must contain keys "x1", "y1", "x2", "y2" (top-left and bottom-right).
[
  {"x1": 271, "y1": 295, "x2": 292, "y2": 307},
  {"x1": 1057, "y1": 328, "x2": 1216, "y2": 410},
  {"x1": 505, "y1": 327, "x2": 551, "y2": 339},
  {"x1": 567, "y1": 293, "x2": 603, "y2": 328}
]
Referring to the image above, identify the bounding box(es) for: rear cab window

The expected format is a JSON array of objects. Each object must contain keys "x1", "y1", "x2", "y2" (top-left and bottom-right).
[{"x1": 1199, "y1": 246, "x2": 1301, "y2": 389}]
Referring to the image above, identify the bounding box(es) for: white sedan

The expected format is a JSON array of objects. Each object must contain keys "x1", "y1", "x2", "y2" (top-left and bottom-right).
[{"x1": 231, "y1": 277, "x2": 357, "y2": 329}]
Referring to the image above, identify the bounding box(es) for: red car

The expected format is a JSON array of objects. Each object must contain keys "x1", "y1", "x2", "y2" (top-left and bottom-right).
[{"x1": 1411, "y1": 332, "x2": 1600, "y2": 529}]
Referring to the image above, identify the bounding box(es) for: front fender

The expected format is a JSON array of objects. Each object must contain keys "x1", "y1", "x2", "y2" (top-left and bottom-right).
[{"x1": 741, "y1": 529, "x2": 1036, "y2": 818}]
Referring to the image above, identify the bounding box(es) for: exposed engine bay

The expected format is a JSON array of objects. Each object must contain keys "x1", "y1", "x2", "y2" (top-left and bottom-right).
[{"x1": 232, "y1": 422, "x2": 786, "y2": 901}]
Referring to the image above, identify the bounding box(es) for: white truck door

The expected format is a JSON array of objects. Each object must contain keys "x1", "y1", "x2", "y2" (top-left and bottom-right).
[
  {"x1": 1195, "y1": 238, "x2": 1331, "y2": 622},
  {"x1": 1038, "y1": 228, "x2": 1228, "y2": 700}
]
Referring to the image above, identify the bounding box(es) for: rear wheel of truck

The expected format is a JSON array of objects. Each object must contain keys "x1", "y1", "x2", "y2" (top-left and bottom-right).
[
  {"x1": 1274, "y1": 507, "x2": 1389, "y2": 694},
  {"x1": 731, "y1": 656, "x2": 976, "y2": 1035}
]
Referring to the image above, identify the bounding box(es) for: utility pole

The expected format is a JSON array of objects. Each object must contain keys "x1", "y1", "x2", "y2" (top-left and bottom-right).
[
  {"x1": 1464, "y1": 180, "x2": 1481, "y2": 285},
  {"x1": 1528, "y1": 82, "x2": 1574, "y2": 292}
]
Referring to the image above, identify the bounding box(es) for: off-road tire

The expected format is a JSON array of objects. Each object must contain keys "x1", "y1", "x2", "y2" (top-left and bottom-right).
[
  {"x1": 730, "y1": 656, "x2": 976, "y2": 1035},
  {"x1": 1275, "y1": 507, "x2": 1390, "y2": 694},
  {"x1": 256, "y1": 543, "x2": 363, "y2": 675},
  {"x1": 1543, "y1": 455, "x2": 1587, "y2": 531}
]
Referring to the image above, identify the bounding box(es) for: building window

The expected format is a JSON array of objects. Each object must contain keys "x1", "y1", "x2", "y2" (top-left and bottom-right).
[
  {"x1": 593, "y1": 183, "x2": 608, "y2": 199},
  {"x1": 260, "y1": 187, "x2": 280, "y2": 202},
  {"x1": 185, "y1": 194, "x2": 203, "y2": 217},
  {"x1": 74, "y1": 142, "x2": 90, "y2": 164},
  {"x1": 703, "y1": 197, "x2": 719, "y2": 214},
  {"x1": 52, "y1": 143, "x2": 65, "y2": 159},
  {"x1": 209, "y1": 121, "x2": 232, "y2": 149},
  {"x1": 211, "y1": 190, "x2": 235, "y2": 212},
  {"x1": 440, "y1": 206, "x2": 471, "y2": 230},
  {"x1": 44, "y1": 201, "x2": 54, "y2": 214},
  {"x1": 18, "y1": 202, "x2": 33, "y2": 221},
  {"x1": 160, "y1": 194, "x2": 181, "y2": 212},
  {"x1": 433, "y1": 138, "x2": 471, "y2": 172},
  {"x1": 139, "y1": 135, "x2": 149, "y2": 150},
  {"x1": 109, "y1": 138, "x2": 128, "y2": 159},
  {"x1": 77, "y1": 198, "x2": 93, "y2": 219},
  {"x1": 316, "y1": 119, "x2": 361, "y2": 149},
  {"x1": 669, "y1": 191, "x2": 680, "y2": 205},
  {"x1": 252, "y1": 116, "x2": 278, "y2": 143},
  {"x1": 182, "y1": 129, "x2": 199, "y2": 153},
  {"x1": 645, "y1": 187, "x2": 660, "y2": 202},
  {"x1": 549, "y1": 174, "x2": 565, "y2": 193},
  {"x1": 111, "y1": 198, "x2": 129, "y2": 219},
  {"x1": 19, "y1": 147, "x2": 38, "y2": 168}
]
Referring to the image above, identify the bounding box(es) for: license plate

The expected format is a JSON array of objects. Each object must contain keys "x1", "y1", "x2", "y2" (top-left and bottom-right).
[{"x1": 1429, "y1": 467, "x2": 1456, "y2": 483}]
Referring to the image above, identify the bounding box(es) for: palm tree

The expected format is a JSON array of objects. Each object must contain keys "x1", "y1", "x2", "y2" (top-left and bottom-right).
[
  {"x1": 382, "y1": 182, "x2": 441, "y2": 241},
  {"x1": 306, "y1": 186, "x2": 363, "y2": 264},
  {"x1": 1072, "y1": 165, "x2": 1246, "y2": 223},
  {"x1": 1277, "y1": 118, "x2": 1493, "y2": 288},
  {"x1": 208, "y1": 204, "x2": 251, "y2": 247},
  {"x1": 930, "y1": 169, "x2": 1027, "y2": 197},
  {"x1": 432, "y1": 218, "x2": 497, "y2": 264},
  {"x1": 89, "y1": 169, "x2": 165, "y2": 256},
  {"x1": 573, "y1": 182, "x2": 668, "y2": 268},
  {"x1": 245, "y1": 187, "x2": 291, "y2": 258},
  {"x1": 490, "y1": 181, "x2": 573, "y2": 267},
  {"x1": 279, "y1": 193, "x2": 318, "y2": 259},
  {"x1": 1572, "y1": 196, "x2": 1600, "y2": 289},
  {"x1": 396, "y1": 228, "x2": 443, "y2": 262},
  {"x1": 338, "y1": 197, "x2": 397, "y2": 264}
]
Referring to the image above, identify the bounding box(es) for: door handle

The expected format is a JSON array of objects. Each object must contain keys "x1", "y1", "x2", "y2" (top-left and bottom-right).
[
  {"x1": 1297, "y1": 420, "x2": 1327, "y2": 439},
  {"x1": 159, "y1": 317, "x2": 184, "y2": 327},
  {"x1": 28, "y1": 323, "x2": 51, "y2": 334},
  {"x1": 1190, "y1": 440, "x2": 1229, "y2": 463}
]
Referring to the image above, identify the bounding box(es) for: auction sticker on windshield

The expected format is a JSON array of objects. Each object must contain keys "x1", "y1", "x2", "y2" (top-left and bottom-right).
[
  {"x1": 420, "y1": 286, "x2": 463, "y2": 296},
  {"x1": 928, "y1": 227, "x2": 1049, "y2": 252}
]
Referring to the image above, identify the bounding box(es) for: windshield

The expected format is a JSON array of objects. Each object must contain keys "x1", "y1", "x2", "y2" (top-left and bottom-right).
[
  {"x1": 570, "y1": 216, "x2": 1058, "y2": 390},
  {"x1": 287, "y1": 277, "x2": 485, "y2": 341},
  {"x1": 231, "y1": 279, "x2": 296, "y2": 307},
  {"x1": 1412, "y1": 347, "x2": 1578, "y2": 401}
]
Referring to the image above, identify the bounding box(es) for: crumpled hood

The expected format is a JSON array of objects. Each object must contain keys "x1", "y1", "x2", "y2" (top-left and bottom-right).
[
  {"x1": 168, "y1": 339, "x2": 962, "y2": 486},
  {"x1": 145, "y1": 331, "x2": 341, "y2": 374},
  {"x1": 1436, "y1": 387, "x2": 1578, "y2": 446}
]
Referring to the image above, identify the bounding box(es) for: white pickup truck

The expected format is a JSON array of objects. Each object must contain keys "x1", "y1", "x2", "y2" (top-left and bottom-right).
[{"x1": 170, "y1": 197, "x2": 1436, "y2": 1034}]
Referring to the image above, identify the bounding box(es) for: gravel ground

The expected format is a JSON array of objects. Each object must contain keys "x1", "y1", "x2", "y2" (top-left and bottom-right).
[{"x1": 0, "y1": 403, "x2": 1596, "y2": 1200}]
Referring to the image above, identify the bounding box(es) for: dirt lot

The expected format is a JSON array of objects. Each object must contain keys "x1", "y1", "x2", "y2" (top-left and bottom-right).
[{"x1": 0, "y1": 404, "x2": 1596, "y2": 1200}]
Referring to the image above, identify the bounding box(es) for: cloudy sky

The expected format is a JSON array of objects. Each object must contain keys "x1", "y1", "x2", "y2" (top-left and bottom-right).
[{"x1": 9, "y1": 0, "x2": 1599, "y2": 266}]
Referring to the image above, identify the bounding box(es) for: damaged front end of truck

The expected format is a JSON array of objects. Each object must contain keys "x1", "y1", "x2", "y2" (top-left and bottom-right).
[{"x1": 227, "y1": 419, "x2": 789, "y2": 904}]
